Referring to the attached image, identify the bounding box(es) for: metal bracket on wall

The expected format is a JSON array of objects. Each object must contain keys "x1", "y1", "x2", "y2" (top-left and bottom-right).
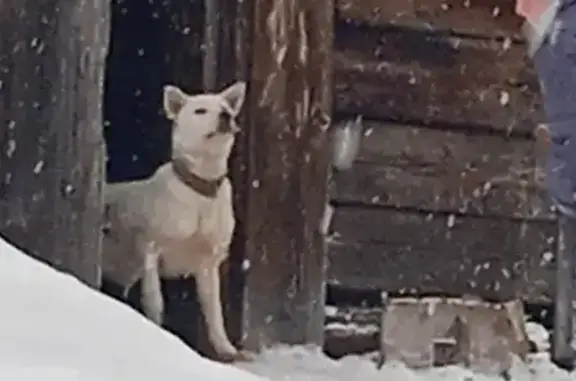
[{"x1": 376, "y1": 291, "x2": 390, "y2": 369}]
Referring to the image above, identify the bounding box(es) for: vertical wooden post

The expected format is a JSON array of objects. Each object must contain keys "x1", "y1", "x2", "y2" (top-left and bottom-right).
[
  {"x1": 0, "y1": 0, "x2": 110, "y2": 287},
  {"x1": 553, "y1": 215, "x2": 576, "y2": 366},
  {"x1": 237, "y1": 0, "x2": 334, "y2": 348},
  {"x1": 202, "y1": 0, "x2": 219, "y2": 91}
]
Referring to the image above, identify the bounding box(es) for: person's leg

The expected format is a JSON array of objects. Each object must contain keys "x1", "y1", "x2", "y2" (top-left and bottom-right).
[
  {"x1": 532, "y1": 2, "x2": 576, "y2": 366},
  {"x1": 533, "y1": 3, "x2": 576, "y2": 215}
]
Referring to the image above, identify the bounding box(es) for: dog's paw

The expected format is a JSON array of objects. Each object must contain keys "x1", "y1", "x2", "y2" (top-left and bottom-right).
[
  {"x1": 215, "y1": 349, "x2": 255, "y2": 363},
  {"x1": 233, "y1": 349, "x2": 255, "y2": 362}
]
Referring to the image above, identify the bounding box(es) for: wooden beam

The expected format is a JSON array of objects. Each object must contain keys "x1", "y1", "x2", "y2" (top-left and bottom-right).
[
  {"x1": 337, "y1": 0, "x2": 522, "y2": 38},
  {"x1": 0, "y1": 0, "x2": 109, "y2": 287},
  {"x1": 332, "y1": 121, "x2": 552, "y2": 219},
  {"x1": 328, "y1": 206, "x2": 557, "y2": 303},
  {"x1": 334, "y1": 21, "x2": 543, "y2": 136},
  {"x1": 237, "y1": 0, "x2": 334, "y2": 349},
  {"x1": 162, "y1": 1, "x2": 205, "y2": 94}
]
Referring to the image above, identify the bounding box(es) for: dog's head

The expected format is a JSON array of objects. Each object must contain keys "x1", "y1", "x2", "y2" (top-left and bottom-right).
[{"x1": 163, "y1": 81, "x2": 247, "y2": 158}]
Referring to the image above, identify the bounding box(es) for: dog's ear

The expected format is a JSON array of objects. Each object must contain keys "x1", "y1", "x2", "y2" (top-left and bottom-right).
[
  {"x1": 163, "y1": 85, "x2": 187, "y2": 120},
  {"x1": 220, "y1": 81, "x2": 247, "y2": 115}
]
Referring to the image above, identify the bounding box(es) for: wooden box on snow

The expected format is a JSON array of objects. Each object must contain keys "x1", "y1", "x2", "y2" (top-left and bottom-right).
[{"x1": 379, "y1": 296, "x2": 532, "y2": 375}]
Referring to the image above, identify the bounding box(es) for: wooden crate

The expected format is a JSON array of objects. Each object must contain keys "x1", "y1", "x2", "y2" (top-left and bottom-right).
[{"x1": 378, "y1": 296, "x2": 531, "y2": 375}]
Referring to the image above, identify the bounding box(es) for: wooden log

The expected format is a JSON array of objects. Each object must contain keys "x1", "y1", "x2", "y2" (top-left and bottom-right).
[
  {"x1": 328, "y1": 206, "x2": 557, "y2": 303},
  {"x1": 324, "y1": 305, "x2": 383, "y2": 359},
  {"x1": 324, "y1": 305, "x2": 381, "y2": 359},
  {"x1": 163, "y1": 0, "x2": 205, "y2": 93},
  {"x1": 0, "y1": 0, "x2": 109, "y2": 287},
  {"x1": 324, "y1": 320, "x2": 380, "y2": 358},
  {"x1": 334, "y1": 21, "x2": 543, "y2": 136},
  {"x1": 237, "y1": 0, "x2": 334, "y2": 348},
  {"x1": 337, "y1": 0, "x2": 522, "y2": 38},
  {"x1": 0, "y1": 0, "x2": 109, "y2": 286},
  {"x1": 332, "y1": 121, "x2": 552, "y2": 219}
]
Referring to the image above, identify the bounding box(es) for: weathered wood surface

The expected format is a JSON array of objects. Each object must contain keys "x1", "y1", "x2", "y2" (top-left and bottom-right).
[
  {"x1": 328, "y1": 206, "x2": 557, "y2": 303},
  {"x1": 0, "y1": 0, "x2": 109, "y2": 286},
  {"x1": 332, "y1": 121, "x2": 551, "y2": 219},
  {"x1": 324, "y1": 306, "x2": 380, "y2": 358},
  {"x1": 337, "y1": 0, "x2": 522, "y2": 38},
  {"x1": 326, "y1": 0, "x2": 553, "y2": 304},
  {"x1": 334, "y1": 20, "x2": 542, "y2": 136},
  {"x1": 162, "y1": 0, "x2": 205, "y2": 93},
  {"x1": 238, "y1": 0, "x2": 334, "y2": 349}
]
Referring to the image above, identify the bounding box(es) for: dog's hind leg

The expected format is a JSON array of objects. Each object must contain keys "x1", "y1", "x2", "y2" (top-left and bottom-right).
[
  {"x1": 140, "y1": 242, "x2": 164, "y2": 325},
  {"x1": 196, "y1": 264, "x2": 250, "y2": 362}
]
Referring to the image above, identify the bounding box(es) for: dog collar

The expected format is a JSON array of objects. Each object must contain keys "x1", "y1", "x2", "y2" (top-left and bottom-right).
[{"x1": 171, "y1": 158, "x2": 226, "y2": 198}]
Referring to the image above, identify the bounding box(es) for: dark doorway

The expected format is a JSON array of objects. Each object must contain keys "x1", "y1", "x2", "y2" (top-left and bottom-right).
[{"x1": 104, "y1": 0, "x2": 204, "y2": 182}]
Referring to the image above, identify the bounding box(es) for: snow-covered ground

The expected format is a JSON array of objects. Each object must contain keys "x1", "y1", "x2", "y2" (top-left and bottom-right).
[
  {"x1": 240, "y1": 345, "x2": 575, "y2": 381},
  {"x1": 1, "y1": 234, "x2": 576, "y2": 381},
  {"x1": 0, "y1": 236, "x2": 266, "y2": 381}
]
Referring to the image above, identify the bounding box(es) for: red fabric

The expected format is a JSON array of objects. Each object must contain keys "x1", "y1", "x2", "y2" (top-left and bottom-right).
[{"x1": 515, "y1": 0, "x2": 551, "y2": 22}]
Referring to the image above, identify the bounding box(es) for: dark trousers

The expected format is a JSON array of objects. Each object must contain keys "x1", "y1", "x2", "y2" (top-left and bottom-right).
[
  {"x1": 532, "y1": 2, "x2": 576, "y2": 365},
  {"x1": 533, "y1": 2, "x2": 576, "y2": 217}
]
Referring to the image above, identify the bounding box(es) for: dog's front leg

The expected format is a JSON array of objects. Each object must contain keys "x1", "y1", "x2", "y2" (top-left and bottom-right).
[
  {"x1": 141, "y1": 245, "x2": 164, "y2": 325},
  {"x1": 196, "y1": 264, "x2": 251, "y2": 362}
]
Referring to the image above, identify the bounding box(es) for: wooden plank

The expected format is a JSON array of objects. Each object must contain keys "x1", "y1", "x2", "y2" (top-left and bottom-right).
[
  {"x1": 0, "y1": 0, "x2": 109, "y2": 286},
  {"x1": 332, "y1": 122, "x2": 552, "y2": 219},
  {"x1": 237, "y1": 0, "x2": 333, "y2": 349},
  {"x1": 163, "y1": 1, "x2": 205, "y2": 93},
  {"x1": 324, "y1": 306, "x2": 381, "y2": 358},
  {"x1": 337, "y1": 0, "x2": 522, "y2": 38},
  {"x1": 334, "y1": 21, "x2": 543, "y2": 135},
  {"x1": 328, "y1": 206, "x2": 557, "y2": 303}
]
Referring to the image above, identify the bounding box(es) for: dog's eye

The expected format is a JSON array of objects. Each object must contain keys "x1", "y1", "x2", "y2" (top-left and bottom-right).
[
  {"x1": 219, "y1": 111, "x2": 231, "y2": 120},
  {"x1": 205, "y1": 131, "x2": 216, "y2": 139},
  {"x1": 194, "y1": 108, "x2": 208, "y2": 115}
]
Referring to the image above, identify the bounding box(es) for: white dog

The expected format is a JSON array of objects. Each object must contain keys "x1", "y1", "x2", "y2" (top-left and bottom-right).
[{"x1": 101, "y1": 82, "x2": 250, "y2": 362}]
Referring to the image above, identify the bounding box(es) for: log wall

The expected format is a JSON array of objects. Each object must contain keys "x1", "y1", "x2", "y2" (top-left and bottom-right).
[
  {"x1": 328, "y1": 0, "x2": 555, "y2": 303},
  {"x1": 0, "y1": 0, "x2": 110, "y2": 287}
]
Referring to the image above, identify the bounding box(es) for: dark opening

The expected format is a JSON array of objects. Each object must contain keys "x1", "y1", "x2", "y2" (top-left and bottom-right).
[
  {"x1": 104, "y1": 0, "x2": 204, "y2": 182},
  {"x1": 101, "y1": 0, "x2": 206, "y2": 351}
]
